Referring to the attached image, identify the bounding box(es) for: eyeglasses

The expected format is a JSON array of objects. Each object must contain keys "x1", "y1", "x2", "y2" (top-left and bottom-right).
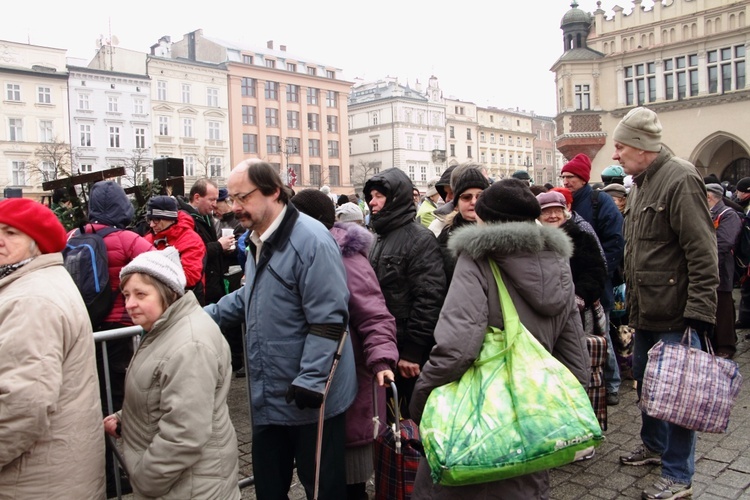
[
  {"x1": 228, "y1": 187, "x2": 258, "y2": 204},
  {"x1": 559, "y1": 174, "x2": 577, "y2": 180},
  {"x1": 458, "y1": 192, "x2": 482, "y2": 202}
]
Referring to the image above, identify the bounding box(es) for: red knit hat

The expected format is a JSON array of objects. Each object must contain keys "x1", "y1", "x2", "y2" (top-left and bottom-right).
[
  {"x1": 0, "y1": 198, "x2": 68, "y2": 254},
  {"x1": 561, "y1": 154, "x2": 592, "y2": 183}
]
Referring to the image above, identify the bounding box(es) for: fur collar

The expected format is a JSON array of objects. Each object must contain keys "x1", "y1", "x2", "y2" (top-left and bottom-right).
[
  {"x1": 448, "y1": 221, "x2": 573, "y2": 260},
  {"x1": 331, "y1": 222, "x2": 374, "y2": 258}
]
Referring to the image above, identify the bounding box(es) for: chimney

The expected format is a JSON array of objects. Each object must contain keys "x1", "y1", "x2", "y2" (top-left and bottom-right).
[
  {"x1": 267, "y1": 40, "x2": 273, "y2": 50},
  {"x1": 280, "y1": 45, "x2": 286, "y2": 52}
]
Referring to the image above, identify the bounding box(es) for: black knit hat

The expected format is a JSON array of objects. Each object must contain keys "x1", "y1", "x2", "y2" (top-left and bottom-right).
[
  {"x1": 474, "y1": 178, "x2": 541, "y2": 223},
  {"x1": 147, "y1": 195, "x2": 179, "y2": 221},
  {"x1": 435, "y1": 165, "x2": 458, "y2": 201},
  {"x1": 291, "y1": 189, "x2": 335, "y2": 229},
  {"x1": 738, "y1": 177, "x2": 750, "y2": 194},
  {"x1": 453, "y1": 168, "x2": 489, "y2": 200}
]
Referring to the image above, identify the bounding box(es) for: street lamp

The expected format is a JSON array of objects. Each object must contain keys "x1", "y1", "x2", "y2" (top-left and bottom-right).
[{"x1": 282, "y1": 137, "x2": 299, "y2": 187}]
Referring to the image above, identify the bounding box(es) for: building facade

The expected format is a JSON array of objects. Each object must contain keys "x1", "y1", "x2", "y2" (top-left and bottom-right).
[
  {"x1": 553, "y1": 0, "x2": 750, "y2": 183},
  {"x1": 475, "y1": 107, "x2": 536, "y2": 182},
  {"x1": 68, "y1": 56, "x2": 152, "y2": 187},
  {"x1": 532, "y1": 115, "x2": 559, "y2": 186},
  {"x1": 348, "y1": 76, "x2": 446, "y2": 193},
  {"x1": 172, "y1": 30, "x2": 351, "y2": 192},
  {"x1": 0, "y1": 40, "x2": 70, "y2": 198}
]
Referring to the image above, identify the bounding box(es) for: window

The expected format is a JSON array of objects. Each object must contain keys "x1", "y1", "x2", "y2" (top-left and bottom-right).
[
  {"x1": 450, "y1": 144, "x2": 455, "y2": 156},
  {"x1": 108, "y1": 96, "x2": 119, "y2": 112},
  {"x1": 287, "y1": 84, "x2": 299, "y2": 102},
  {"x1": 241, "y1": 77, "x2": 255, "y2": 97},
  {"x1": 310, "y1": 164, "x2": 321, "y2": 185},
  {"x1": 207, "y1": 87, "x2": 219, "y2": 107},
  {"x1": 499, "y1": 134, "x2": 504, "y2": 144},
  {"x1": 307, "y1": 88, "x2": 319, "y2": 105},
  {"x1": 408, "y1": 165, "x2": 415, "y2": 181},
  {"x1": 329, "y1": 165, "x2": 339, "y2": 185},
  {"x1": 307, "y1": 67, "x2": 317, "y2": 76},
  {"x1": 480, "y1": 152, "x2": 486, "y2": 163},
  {"x1": 372, "y1": 138, "x2": 379, "y2": 152},
  {"x1": 78, "y1": 93, "x2": 90, "y2": 110},
  {"x1": 467, "y1": 146, "x2": 472, "y2": 158},
  {"x1": 286, "y1": 137, "x2": 300, "y2": 154},
  {"x1": 526, "y1": 138, "x2": 530, "y2": 147},
  {"x1": 517, "y1": 137, "x2": 522, "y2": 146},
  {"x1": 157, "y1": 80, "x2": 167, "y2": 100},
  {"x1": 466, "y1": 129, "x2": 472, "y2": 140},
  {"x1": 133, "y1": 98, "x2": 144, "y2": 114},
  {"x1": 708, "y1": 45, "x2": 746, "y2": 94},
  {"x1": 455, "y1": 106, "x2": 465, "y2": 115},
  {"x1": 406, "y1": 136, "x2": 413, "y2": 150},
  {"x1": 546, "y1": 152, "x2": 553, "y2": 164},
  {"x1": 480, "y1": 131, "x2": 486, "y2": 142},
  {"x1": 309, "y1": 139, "x2": 320, "y2": 156},
  {"x1": 500, "y1": 153, "x2": 505, "y2": 164},
  {"x1": 8, "y1": 118, "x2": 22, "y2": 141},
  {"x1": 266, "y1": 108, "x2": 279, "y2": 127},
  {"x1": 287, "y1": 62, "x2": 297, "y2": 72},
  {"x1": 574, "y1": 84, "x2": 591, "y2": 110},
  {"x1": 266, "y1": 59, "x2": 276, "y2": 69},
  {"x1": 37, "y1": 86, "x2": 51, "y2": 104},
  {"x1": 208, "y1": 121, "x2": 221, "y2": 140},
  {"x1": 181, "y1": 84, "x2": 191, "y2": 103},
  {"x1": 242, "y1": 105, "x2": 256, "y2": 125},
  {"x1": 79, "y1": 124, "x2": 91, "y2": 146},
  {"x1": 11, "y1": 161, "x2": 26, "y2": 185},
  {"x1": 326, "y1": 90, "x2": 337, "y2": 107},
  {"x1": 434, "y1": 137, "x2": 440, "y2": 150},
  {"x1": 267, "y1": 135, "x2": 280, "y2": 153},
  {"x1": 182, "y1": 118, "x2": 193, "y2": 137},
  {"x1": 39, "y1": 120, "x2": 53, "y2": 142},
  {"x1": 419, "y1": 137, "x2": 425, "y2": 151},
  {"x1": 326, "y1": 70, "x2": 335, "y2": 79},
  {"x1": 209, "y1": 157, "x2": 222, "y2": 178},
  {"x1": 265, "y1": 81, "x2": 278, "y2": 100},
  {"x1": 490, "y1": 133, "x2": 495, "y2": 143},
  {"x1": 77, "y1": 164, "x2": 92, "y2": 174},
  {"x1": 184, "y1": 155, "x2": 195, "y2": 176},
  {"x1": 109, "y1": 126, "x2": 120, "y2": 148},
  {"x1": 243, "y1": 134, "x2": 258, "y2": 153},
  {"x1": 243, "y1": 55, "x2": 253, "y2": 64},
  {"x1": 135, "y1": 127, "x2": 146, "y2": 149},
  {"x1": 327, "y1": 115, "x2": 338, "y2": 132},
  {"x1": 328, "y1": 140, "x2": 339, "y2": 158},
  {"x1": 288, "y1": 110, "x2": 299, "y2": 129},
  {"x1": 449, "y1": 126, "x2": 455, "y2": 139},
  {"x1": 159, "y1": 116, "x2": 169, "y2": 136},
  {"x1": 491, "y1": 152, "x2": 497, "y2": 163},
  {"x1": 308, "y1": 113, "x2": 319, "y2": 131},
  {"x1": 662, "y1": 56, "x2": 697, "y2": 100},
  {"x1": 420, "y1": 165, "x2": 427, "y2": 182},
  {"x1": 6, "y1": 83, "x2": 20, "y2": 101}
]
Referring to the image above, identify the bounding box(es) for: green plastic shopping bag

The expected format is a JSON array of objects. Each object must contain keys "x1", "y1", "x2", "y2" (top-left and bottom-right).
[{"x1": 420, "y1": 261, "x2": 602, "y2": 486}]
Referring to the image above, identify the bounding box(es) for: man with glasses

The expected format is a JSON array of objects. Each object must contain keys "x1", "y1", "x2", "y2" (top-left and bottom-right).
[
  {"x1": 144, "y1": 195, "x2": 207, "y2": 303},
  {"x1": 205, "y1": 159, "x2": 356, "y2": 499},
  {"x1": 560, "y1": 153, "x2": 625, "y2": 407}
]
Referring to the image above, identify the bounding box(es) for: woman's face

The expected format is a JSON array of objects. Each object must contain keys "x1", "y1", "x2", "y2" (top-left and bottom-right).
[
  {"x1": 457, "y1": 188, "x2": 483, "y2": 222},
  {"x1": 0, "y1": 223, "x2": 36, "y2": 266},
  {"x1": 539, "y1": 206, "x2": 566, "y2": 228},
  {"x1": 122, "y1": 273, "x2": 166, "y2": 332}
]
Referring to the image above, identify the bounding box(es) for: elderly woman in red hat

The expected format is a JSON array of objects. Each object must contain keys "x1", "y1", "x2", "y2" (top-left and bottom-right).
[{"x1": 0, "y1": 198, "x2": 105, "y2": 498}]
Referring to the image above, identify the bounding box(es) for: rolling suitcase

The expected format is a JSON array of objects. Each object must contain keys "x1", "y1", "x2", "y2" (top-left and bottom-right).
[{"x1": 373, "y1": 380, "x2": 423, "y2": 500}]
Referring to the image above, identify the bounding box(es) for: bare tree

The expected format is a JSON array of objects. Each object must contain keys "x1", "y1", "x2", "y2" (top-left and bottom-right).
[
  {"x1": 349, "y1": 159, "x2": 382, "y2": 193},
  {"x1": 27, "y1": 139, "x2": 78, "y2": 185},
  {"x1": 122, "y1": 148, "x2": 152, "y2": 188}
]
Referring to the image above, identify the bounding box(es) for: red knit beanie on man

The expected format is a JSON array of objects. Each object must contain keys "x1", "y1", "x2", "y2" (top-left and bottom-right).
[{"x1": 560, "y1": 154, "x2": 592, "y2": 183}]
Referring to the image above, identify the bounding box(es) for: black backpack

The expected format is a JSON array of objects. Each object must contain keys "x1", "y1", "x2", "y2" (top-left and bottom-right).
[
  {"x1": 63, "y1": 226, "x2": 121, "y2": 329},
  {"x1": 733, "y1": 211, "x2": 750, "y2": 270}
]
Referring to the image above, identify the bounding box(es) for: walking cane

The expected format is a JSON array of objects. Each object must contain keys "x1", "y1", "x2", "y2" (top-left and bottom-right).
[{"x1": 313, "y1": 329, "x2": 349, "y2": 500}]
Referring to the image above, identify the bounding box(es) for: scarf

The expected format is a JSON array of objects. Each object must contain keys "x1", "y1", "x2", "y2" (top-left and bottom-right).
[{"x1": 0, "y1": 257, "x2": 35, "y2": 280}]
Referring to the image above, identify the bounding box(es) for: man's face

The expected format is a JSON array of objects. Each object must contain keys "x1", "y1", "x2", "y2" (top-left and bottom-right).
[
  {"x1": 560, "y1": 173, "x2": 586, "y2": 193},
  {"x1": 148, "y1": 218, "x2": 173, "y2": 234},
  {"x1": 192, "y1": 184, "x2": 218, "y2": 215},
  {"x1": 612, "y1": 141, "x2": 649, "y2": 176},
  {"x1": 443, "y1": 186, "x2": 454, "y2": 203},
  {"x1": 737, "y1": 190, "x2": 750, "y2": 202},
  {"x1": 369, "y1": 189, "x2": 387, "y2": 215},
  {"x1": 413, "y1": 189, "x2": 421, "y2": 206},
  {"x1": 215, "y1": 200, "x2": 232, "y2": 217},
  {"x1": 227, "y1": 169, "x2": 277, "y2": 234}
]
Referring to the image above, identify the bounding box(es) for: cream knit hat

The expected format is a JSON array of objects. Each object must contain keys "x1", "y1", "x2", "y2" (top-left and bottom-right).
[
  {"x1": 613, "y1": 107, "x2": 663, "y2": 152},
  {"x1": 120, "y1": 247, "x2": 186, "y2": 297}
]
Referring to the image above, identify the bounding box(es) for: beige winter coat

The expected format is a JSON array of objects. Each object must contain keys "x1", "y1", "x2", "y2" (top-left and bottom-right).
[
  {"x1": 118, "y1": 291, "x2": 239, "y2": 499},
  {"x1": 0, "y1": 254, "x2": 105, "y2": 499}
]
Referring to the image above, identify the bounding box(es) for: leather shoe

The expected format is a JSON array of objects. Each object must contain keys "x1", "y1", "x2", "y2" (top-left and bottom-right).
[{"x1": 606, "y1": 392, "x2": 620, "y2": 406}]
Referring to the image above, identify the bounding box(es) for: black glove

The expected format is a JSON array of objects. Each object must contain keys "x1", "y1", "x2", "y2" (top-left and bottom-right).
[
  {"x1": 285, "y1": 385, "x2": 324, "y2": 410},
  {"x1": 686, "y1": 318, "x2": 714, "y2": 338}
]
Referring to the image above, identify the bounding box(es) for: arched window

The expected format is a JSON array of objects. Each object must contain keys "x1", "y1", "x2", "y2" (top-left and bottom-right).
[
  {"x1": 691, "y1": 23, "x2": 697, "y2": 38},
  {"x1": 706, "y1": 19, "x2": 713, "y2": 35},
  {"x1": 729, "y1": 14, "x2": 736, "y2": 30}
]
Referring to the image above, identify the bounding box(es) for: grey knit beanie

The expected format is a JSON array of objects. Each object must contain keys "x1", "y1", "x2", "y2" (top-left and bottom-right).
[
  {"x1": 613, "y1": 107, "x2": 663, "y2": 152},
  {"x1": 120, "y1": 247, "x2": 186, "y2": 297}
]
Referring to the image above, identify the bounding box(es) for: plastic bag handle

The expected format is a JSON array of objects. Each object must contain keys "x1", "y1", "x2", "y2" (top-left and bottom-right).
[{"x1": 474, "y1": 261, "x2": 521, "y2": 366}]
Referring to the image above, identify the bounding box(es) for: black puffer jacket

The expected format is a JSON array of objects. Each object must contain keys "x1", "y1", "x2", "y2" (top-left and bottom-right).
[
  {"x1": 561, "y1": 219, "x2": 607, "y2": 307},
  {"x1": 365, "y1": 168, "x2": 446, "y2": 365}
]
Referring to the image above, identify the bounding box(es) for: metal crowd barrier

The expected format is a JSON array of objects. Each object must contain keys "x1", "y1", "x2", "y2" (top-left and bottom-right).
[{"x1": 94, "y1": 326, "x2": 254, "y2": 499}]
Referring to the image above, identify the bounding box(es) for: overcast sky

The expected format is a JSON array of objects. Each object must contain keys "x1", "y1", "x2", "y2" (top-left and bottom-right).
[{"x1": 2, "y1": 1, "x2": 636, "y2": 117}]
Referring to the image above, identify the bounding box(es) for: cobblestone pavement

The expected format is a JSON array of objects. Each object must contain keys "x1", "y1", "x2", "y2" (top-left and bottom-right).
[{"x1": 229, "y1": 331, "x2": 750, "y2": 499}]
